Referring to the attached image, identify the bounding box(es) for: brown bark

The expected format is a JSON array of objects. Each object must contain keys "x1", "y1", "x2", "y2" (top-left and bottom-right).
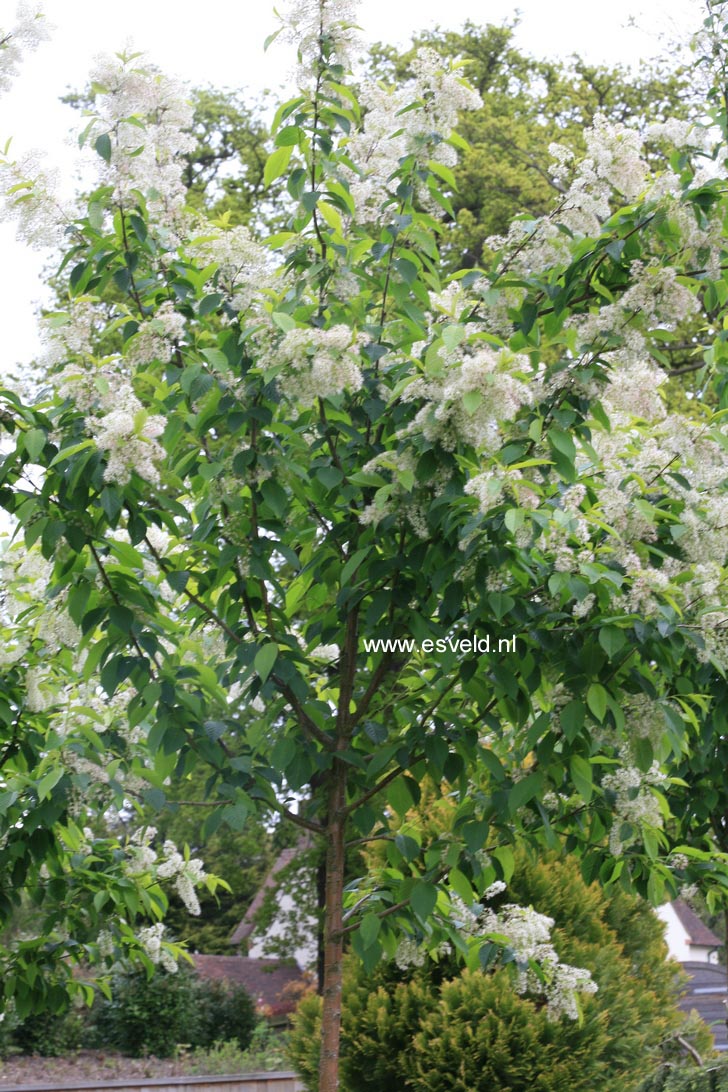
[
  {"x1": 319, "y1": 760, "x2": 347, "y2": 1092},
  {"x1": 725, "y1": 907, "x2": 728, "y2": 1040}
]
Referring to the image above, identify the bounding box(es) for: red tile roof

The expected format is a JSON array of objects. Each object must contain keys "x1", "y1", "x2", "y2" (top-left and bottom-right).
[{"x1": 192, "y1": 955, "x2": 311, "y2": 1017}]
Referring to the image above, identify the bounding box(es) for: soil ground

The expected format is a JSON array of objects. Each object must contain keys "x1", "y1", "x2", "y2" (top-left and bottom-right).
[{"x1": 0, "y1": 1051, "x2": 194, "y2": 1087}]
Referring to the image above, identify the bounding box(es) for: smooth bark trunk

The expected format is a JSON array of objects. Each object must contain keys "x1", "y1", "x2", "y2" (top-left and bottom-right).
[{"x1": 319, "y1": 760, "x2": 347, "y2": 1092}]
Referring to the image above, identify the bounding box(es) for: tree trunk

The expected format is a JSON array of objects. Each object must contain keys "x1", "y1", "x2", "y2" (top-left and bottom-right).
[
  {"x1": 725, "y1": 907, "x2": 728, "y2": 1040},
  {"x1": 319, "y1": 760, "x2": 347, "y2": 1092}
]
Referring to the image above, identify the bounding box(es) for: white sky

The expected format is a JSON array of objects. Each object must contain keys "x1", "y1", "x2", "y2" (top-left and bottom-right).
[{"x1": 0, "y1": 0, "x2": 705, "y2": 373}]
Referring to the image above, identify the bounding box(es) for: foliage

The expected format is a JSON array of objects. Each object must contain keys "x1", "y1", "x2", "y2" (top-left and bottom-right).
[
  {"x1": 289, "y1": 852, "x2": 709, "y2": 1091},
  {"x1": 185, "y1": 1023, "x2": 291, "y2": 1075},
  {"x1": 367, "y1": 21, "x2": 693, "y2": 267},
  {"x1": 190, "y1": 977, "x2": 257, "y2": 1051},
  {"x1": 88, "y1": 967, "x2": 200, "y2": 1057},
  {"x1": 7, "y1": 1005, "x2": 83, "y2": 1058},
  {"x1": 87, "y1": 967, "x2": 256, "y2": 1057},
  {"x1": 3, "y1": 1, "x2": 728, "y2": 1088},
  {"x1": 639, "y1": 1062, "x2": 728, "y2": 1092},
  {"x1": 151, "y1": 761, "x2": 280, "y2": 953}
]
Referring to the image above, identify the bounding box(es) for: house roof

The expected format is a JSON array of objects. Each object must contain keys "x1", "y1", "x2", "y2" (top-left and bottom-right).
[
  {"x1": 678, "y1": 961, "x2": 728, "y2": 1052},
  {"x1": 229, "y1": 837, "x2": 313, "y2": 947},
  {"x1": 671, "y1": 900, "x2": 723, "y2": 950},
  {"x1": 192, "y1": 954, "x2": 310, "y2": 1016}
]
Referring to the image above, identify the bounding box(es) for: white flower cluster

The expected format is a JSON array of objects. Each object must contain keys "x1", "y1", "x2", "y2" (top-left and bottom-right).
[
  {"x1": 278, "y1": 0, "x2": 360, "y2": 71},
  {"x1": 603, "y1": 762, "x2": 666, "y2": 856},
  {"x1": 479, "y1": 902, "x2": 598, "y2": 1021},
  {"x1": 92, "y1": 384, "x2": 165, "y2": 485},
  {"x1": 40, "y1": 299, "x2": 104, "y2": 378},
  {"x1": 395, "y1": 885, "x2": 597, "y2": 1021},
  {"x1": 0, "y1": 3, "x2": 49, "y2": 96},
  {"x1": 310, "y1": 643, "x2": 340, "y2": 663},
  {"x1": 345, "y1": 48, "x2": 481, "y2": 221},
  {"x1": 86, "y1": 52, "x2": 195, "y2": 228},
  {"x1": 126, "y1": 301, "x2": 186, "y2": 368},
  {"x1": 124, "y1": 829, "x2": 206, "y2": 916},
  {"x1": 404, "y1": 346, "x2": 533, "y2": 453},
  {"x1": 465, "y1": 462, "x2": 541, "y2": 516},
  {"x1": 274, "y1": 325, "x2": 366, "y2": 406},
  {"x1": 137, "y1": 922, "x2": 178, "y2": 973},
  {"x1": 156, "y1": 839, "x2": 206, "y2": 916},
  {"x1": 0, "y1": 149, "x2": 67, "y2": 250},
  {"x1": 185, "y1": 225, "x2": 273, "y2": 316},
  {"x1": 489, "y1": 114, "x2": 695, "y2": 277},
  {"x1": 394, "y1": 934, "x2": 426, "y2": 971}
]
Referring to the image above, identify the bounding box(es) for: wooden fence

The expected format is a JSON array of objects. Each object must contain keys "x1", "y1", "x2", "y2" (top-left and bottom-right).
[{"x1": 0, "y1": 1072, "x2": 304, "y2": 1092}]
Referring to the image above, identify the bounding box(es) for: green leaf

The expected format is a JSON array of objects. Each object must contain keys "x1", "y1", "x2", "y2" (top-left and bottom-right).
[
  {"x1": 260, "y1": 478, "x2": 288, "y2": 519},
  {"x1": 448, "y1": 868, "x2": 473, "y2": 904},
  {"x1": 560, "y1": 700, "x2": 585, "y2": 742},
  {"x1": 341, "y1": 546, "x2": 372, "y2": 587},
  {"x1": 94, "y1": 133, "x2": 112, "y2": 163},
  {"x1": 587, "y1": 683, "x2": 608, "y2": 722},
  {"x1": 23, "y1": 428, "x2": 46, "y2": 462},
  {"x1": 387, "y1": 777, "x2": 416, "y2": 817},
  {"x1": 410, "y1": 881, "x2": 437, "y2": 923},
  {"x1": 271, "y1": 311, "x2": 297, "y2": 333},
  {"x1": 508, "y1": 771, "x2": 544, "y2": 815},
  {"x1": 359, "y1": 912, "x2": 381, "y2": 949},
  {"x1": 504, "y1": 508, "x2": 524, "y2": 533},
  {"x1": 254, "y1": 643, "x2": 279, "y2": 684},
  {"x1": 548, "y1": 427, "x2": 576, "y2": 461},
  {"x1": 264, "y1": 144, "x2": 293, "y2": 188},
  {"x1": 570, "y1": 755, "x2": 593, "y2": 804},
  {"x1": 598, "y1": 626, "x2": 626, "y2": 658},
  {"x1": 36, "y1": 766, "x2": 64, "y2": 801}
]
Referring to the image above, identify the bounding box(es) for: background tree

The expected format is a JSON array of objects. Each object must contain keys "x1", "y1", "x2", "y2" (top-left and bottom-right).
[{"x1": 367, "y1": 21, "x2": 693, "y2": 267}]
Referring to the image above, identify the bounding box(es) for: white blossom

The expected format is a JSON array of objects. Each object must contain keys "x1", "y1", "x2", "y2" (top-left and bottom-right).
[
  {"x1": 85, "y1": 52, "x2": 195, "y2": 230},
  {"x1": 273, "y1": 325, "x2": 366, "y2": 406},
  {"x1": 278, "y1": 0, "x2": 361, "y2": 70},
  {"x1": 0, "y1": 4, "x2": 49, "y2": 97}
]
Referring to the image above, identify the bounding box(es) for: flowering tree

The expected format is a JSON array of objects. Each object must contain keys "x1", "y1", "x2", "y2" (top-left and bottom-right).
[{"x1": 3, "y1": 1, "x2": 728, "y2": 1089}]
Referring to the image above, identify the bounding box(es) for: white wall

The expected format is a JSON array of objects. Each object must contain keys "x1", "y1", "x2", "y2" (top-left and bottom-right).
[{"x1": 655, "y1": 904, "x2": 719, "y2": 964}]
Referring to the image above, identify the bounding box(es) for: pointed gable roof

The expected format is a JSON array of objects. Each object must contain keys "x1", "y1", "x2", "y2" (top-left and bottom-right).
[{"x1": 671, "y1": 899, "x2": 722, "y2": 950}]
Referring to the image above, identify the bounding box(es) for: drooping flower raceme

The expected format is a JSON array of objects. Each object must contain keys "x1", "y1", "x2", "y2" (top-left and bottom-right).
[{"x1": 0, "y1": 3, "x2": 49, "y2": 97}]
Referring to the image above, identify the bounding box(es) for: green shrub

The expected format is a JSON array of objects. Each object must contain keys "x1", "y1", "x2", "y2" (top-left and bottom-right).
[
  {"x1": 190, "y1": 978, "x2": 257, "y2": 1051},
  {"x1": 12, "y1": 1007, "x2": 83, "y2": 1057},
  {"x1": 87, "y1": 967, "x2": 257, "y2": 1058},
  {"x1": 288, "y1": 992, "x2": 321, "y2": 1089},
  {"x1": 185, "y1": 1024, "x2": 290, "y2": 1075},
  {"x1": 88, "y1": 967, "x2": 199, "y2": 1057},
  {"x1": 410, "y1": 969, "x2": 601, "y2": 1092},
  {"x1": 638, "y1": 1062, "x2": 728, "y2": 1092},
  {"x1": 290, "y1": 852, "x2": 710, "y2": 1092}
]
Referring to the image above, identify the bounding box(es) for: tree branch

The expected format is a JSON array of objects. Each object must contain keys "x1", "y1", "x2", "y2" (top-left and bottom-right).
[{"x1": 90, "y1": 542, "x2": 159, "y2": 676}]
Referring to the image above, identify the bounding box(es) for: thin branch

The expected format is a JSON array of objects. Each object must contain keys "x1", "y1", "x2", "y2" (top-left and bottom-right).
[
  {"x1": 675, "y1": 1036, "x2": 703, "y2": 1068},
  {"x1": 346, "y1": 830, "x2": 393, "y2": 849},
  {"x1": 668, "y1": 360, "x2": 709, "y2": 376},
  {"x1": 342, "y1": 893, "x2": 372, "y2": 923},
  {"x1": 276, "y1": 802, "x2": 325, "y2": 836},
  {"x1": 117, "y1": 205, "x2": 145, "y2": 315},
  {"x1": 343, "y1": 753, "x2": 424, "y2": 818},
  {"x1": 89, "y1": 542, "x2": 159, "y2": 676},
  {"x1": 145, "y1": 534, "x2": 336, "y2": 752},
  {"x1": 351, "y1": 653, "x2": 396, "y2": 727},
  {"x1": 144, "y1": 533, "x2": 243, "y2": 646}
]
